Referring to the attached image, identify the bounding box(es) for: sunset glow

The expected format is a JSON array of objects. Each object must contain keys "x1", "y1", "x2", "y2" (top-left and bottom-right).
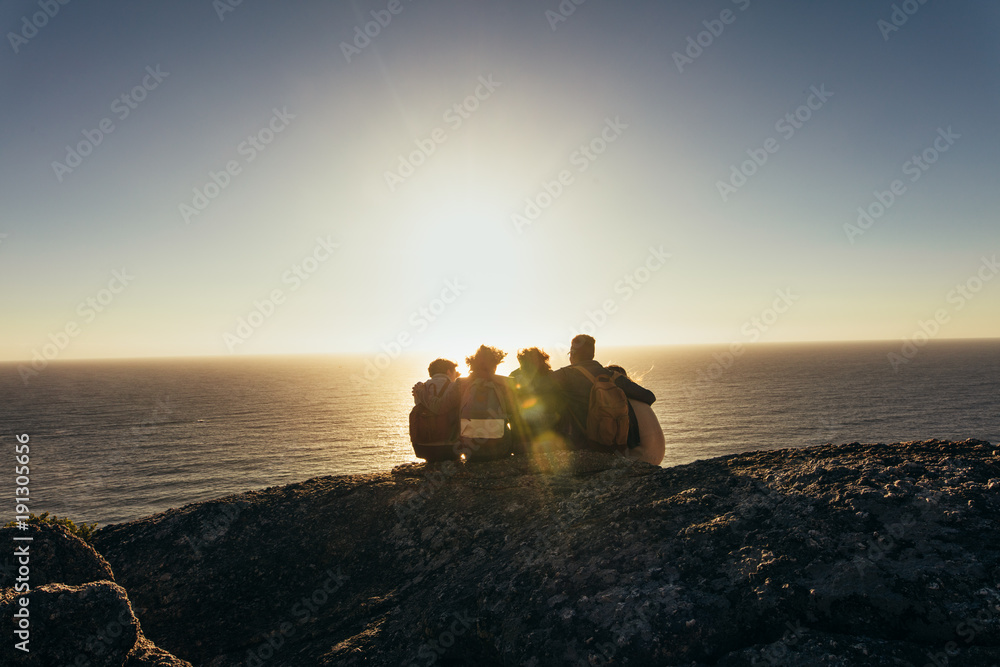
[{"x1": 1, "y1": 1, "x2": 997, "y2": 365}]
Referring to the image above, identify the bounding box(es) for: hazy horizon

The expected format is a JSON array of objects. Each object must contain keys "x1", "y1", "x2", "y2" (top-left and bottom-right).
[{"x1": 6, "y1": 337, "x2": 998, "y2": 382}]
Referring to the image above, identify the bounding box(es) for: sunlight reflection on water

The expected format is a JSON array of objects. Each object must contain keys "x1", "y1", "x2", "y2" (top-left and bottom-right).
[{"x1": 1, "y1": 341, "x2": 996, "y2": 525}]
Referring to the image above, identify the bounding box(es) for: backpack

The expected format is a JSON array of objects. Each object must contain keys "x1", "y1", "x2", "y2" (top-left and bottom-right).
[
  {"x1": 458, "y1": 377, "x2": 511, "y2": 461},
  {"x1": 574, "y1": 366, "x2": 629, "y2": 448},
  {"x1": 409, "y1": 379, "x2": 458, "y2": 462}
]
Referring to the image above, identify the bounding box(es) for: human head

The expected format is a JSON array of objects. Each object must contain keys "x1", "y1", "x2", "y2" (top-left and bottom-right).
[
  {"x1": 465, "y1": 345, "x2": 506, "y2": 377},
  {"x1": 605, "y1": 364, "x2": 628, "y2": 379},
  {"x1": 427, "y1": 358, "x2": 459, "y2": 380},
  {"x1": 568, "y1": 335, "x2": 595, "y2": 365},
  {"x1": 517, "y1": 347, "x2": 551, "y2": 376}
]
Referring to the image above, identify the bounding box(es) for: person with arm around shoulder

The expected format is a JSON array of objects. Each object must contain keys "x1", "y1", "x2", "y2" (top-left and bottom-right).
[
  {"x1": 409, "y1": 358, "x2": 461, "y2": 462},
  {"x1": 425, "y1": 345, "x2": 517, "y2": 462},
  {"x1": 604, "y1": 364, "x2": 665, "y2": 466},
  {"x1": 551, "y1": 335, "x2": 659, "y2": 459}
]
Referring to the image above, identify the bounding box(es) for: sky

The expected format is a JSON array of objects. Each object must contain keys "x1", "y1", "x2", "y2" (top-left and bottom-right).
[{"x1": 1, "y1": 0, "x2": 998, "y2": 364}]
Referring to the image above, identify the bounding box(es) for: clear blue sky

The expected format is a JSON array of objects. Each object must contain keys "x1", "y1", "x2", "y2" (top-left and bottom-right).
[{"x1": 1, "y1": 0, "x2": 998, "y2": 363}]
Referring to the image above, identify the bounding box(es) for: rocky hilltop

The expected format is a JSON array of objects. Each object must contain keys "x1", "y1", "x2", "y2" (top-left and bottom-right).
[{"x1": 5, "y1": 439, "x2": 1000, "y2": 665}]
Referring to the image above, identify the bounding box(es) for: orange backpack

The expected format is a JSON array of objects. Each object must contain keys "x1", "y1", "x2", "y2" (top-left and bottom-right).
[{"x1": 574, "y1": 366, "x2": 629, "y2": 447}]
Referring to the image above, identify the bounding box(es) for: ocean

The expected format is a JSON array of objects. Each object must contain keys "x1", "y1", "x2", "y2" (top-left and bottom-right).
[{"x1": 1, "y1": 340, "x2": 997, "y2": 527}]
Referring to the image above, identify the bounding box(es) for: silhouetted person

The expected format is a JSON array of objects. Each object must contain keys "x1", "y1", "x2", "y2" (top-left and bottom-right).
[
  {"x1": 509, "y1": 347, "x2": 564, "y2": 454},
  {"x1": 409, "y1": 358, "x2": 461, "y2": 462},
  {"x1": 422, "y1": 345, "x2": 517, "y2": 462},
  {"x1": 606, "y1": 364, "x2": 665, "y2": 465},
  {"x1": 552, "y1": 335, "x2": 654, "y2": 452}
]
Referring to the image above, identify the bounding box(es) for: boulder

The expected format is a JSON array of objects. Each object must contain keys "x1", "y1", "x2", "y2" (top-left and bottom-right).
[
  {"x1": 0, "y1": 522, "x2": 192, "y2": 666},
  {"x1": 0, "y1": 522, "x2": 113, "y2": 588},
  {"x1": 0, "y1": 581, "x2": 137, "y2": 665}
]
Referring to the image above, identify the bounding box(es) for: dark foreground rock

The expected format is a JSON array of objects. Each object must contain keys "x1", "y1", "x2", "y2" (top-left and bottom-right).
[
  {"x1": 0, "y1": 581, "x2": 137, "y2": 665},
  {"x1": 0, "y1": 522, "x2": 114, "y2": 589},
  {"x1": 0, "y1": 524, "x2": 191, "y2": 666},
  {"x1": 90, "y1": 439, "x2": 1000, "y2": 666}
]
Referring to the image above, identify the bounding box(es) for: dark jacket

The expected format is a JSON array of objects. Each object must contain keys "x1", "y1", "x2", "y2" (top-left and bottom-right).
[
  {"x1": 551, "y1": 360, "x2": 655, "y2": 448},
  {"x1": 510, "y1": 367, "x2": 564, "y2": 448}
]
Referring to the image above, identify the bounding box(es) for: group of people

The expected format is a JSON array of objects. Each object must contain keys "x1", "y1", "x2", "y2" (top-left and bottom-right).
[{"x1": 408, "y1": 335, "x2": 665, "y2": 466}]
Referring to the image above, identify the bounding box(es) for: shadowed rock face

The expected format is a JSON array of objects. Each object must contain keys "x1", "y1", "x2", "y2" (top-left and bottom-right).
[
  {"x1": 0, "y1": 524, "x2": 191, "y2": 667},
  {"x1": 0, "y1": 581, "x2": 138, "y2": 665},
  {"x1": 0, "y1": 522, "x2": 114, "y2": 588},
  {"x1": 91, "y1": 440, "x2": 1000, "y2": 666}
]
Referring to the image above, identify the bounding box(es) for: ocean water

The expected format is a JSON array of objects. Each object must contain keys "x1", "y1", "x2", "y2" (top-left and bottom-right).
[{"x1": 1, "y1": 340, "x2": 997, "y2": 526}]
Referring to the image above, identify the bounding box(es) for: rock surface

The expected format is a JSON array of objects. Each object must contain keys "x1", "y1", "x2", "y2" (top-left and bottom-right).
[
  {"x1": 89, "y1": 439, "x2": 1000, "y2": 666},
  {"x1": 0, "y1": 581, "x2": 138, "y2": 665},
  {"x1": 0, "y1": 523, "x2": 191, "y2": 666},
  {"x1": 0, "y1": 522, "x2": 114, "y2": 588}
]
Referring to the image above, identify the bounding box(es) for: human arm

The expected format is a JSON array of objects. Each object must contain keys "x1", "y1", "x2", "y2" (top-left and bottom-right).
[
  {"x1": 422, "y1": 380, "x2": 460, "y2": 414},
  {"x1": 613, "y1": 373, "x2": 655, "y2": 405}
]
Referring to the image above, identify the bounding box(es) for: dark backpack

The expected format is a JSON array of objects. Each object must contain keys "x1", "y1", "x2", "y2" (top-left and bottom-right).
[
  {"x1": 409, "y1": 379, "x2": 458, "y2": 462},
  {"x1": 574, "y1": 366, "x2": 629, "y2": 448},
  {"x1": 458, "y1": 377, "x2": 512, "y2": 461}
]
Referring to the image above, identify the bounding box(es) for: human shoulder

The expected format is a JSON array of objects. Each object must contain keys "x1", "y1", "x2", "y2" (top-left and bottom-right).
[
  {"x1": 493, "y1": 374, "x2": 515, "y2": 390},
  {"x1": 424, "y1": 374, "x2": 453, "y2": 396},
  {"x1": 551, "y1": 365, "x2": 574, "y2": 384},
  {"x1": 568, "y1": 360, "x2": 606, "y2": 378}
]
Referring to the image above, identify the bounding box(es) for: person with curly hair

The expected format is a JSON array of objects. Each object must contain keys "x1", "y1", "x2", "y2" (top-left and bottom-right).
[
  {"x1": 509, "y1": 347, "x2": 565, "y2": 454},
  {"x1": 421, "y1": 345, "x2": 517, "y2": 462}
]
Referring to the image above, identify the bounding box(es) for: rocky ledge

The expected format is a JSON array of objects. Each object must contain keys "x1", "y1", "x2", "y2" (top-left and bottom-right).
[
  {"x1": 0, "y1": 522, "x2": 191, "y2": 666},
  {"x1": 6, "y1": 439, "x2": 1000, "y2": 666}
]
